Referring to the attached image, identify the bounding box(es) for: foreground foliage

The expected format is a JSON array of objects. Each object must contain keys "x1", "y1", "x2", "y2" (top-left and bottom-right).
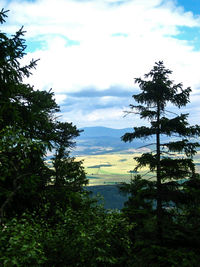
[{"x1": 0, "y1": 205, "x2": 134, "y2": 266}]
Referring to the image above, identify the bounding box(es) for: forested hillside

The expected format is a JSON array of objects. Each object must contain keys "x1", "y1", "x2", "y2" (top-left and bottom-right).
[{"x1": 1, "y1": 9, "x2": 200, "y2": 266}]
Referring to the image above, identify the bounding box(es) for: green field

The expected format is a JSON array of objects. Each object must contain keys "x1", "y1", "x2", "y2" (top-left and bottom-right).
[{"x1": 77, "y1": 152, "x2": 200, "y2": 186}]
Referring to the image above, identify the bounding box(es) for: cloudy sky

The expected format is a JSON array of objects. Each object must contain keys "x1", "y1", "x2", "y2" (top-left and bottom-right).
[{"x1": 1, "y1": 0, "x2": 200, "y2": 129}]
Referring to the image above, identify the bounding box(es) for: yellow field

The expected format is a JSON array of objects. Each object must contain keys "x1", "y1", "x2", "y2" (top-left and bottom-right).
[
  {"x1": 77, "y1": 151, "x2": 200, "y2": 186},
  {"x1": 77, "y1": 153, "x2": 153, "y2": 186}
]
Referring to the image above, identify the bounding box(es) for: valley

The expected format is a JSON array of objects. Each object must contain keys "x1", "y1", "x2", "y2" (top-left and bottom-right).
[
  {"x1": 77, "y1": 152, "x2": 152, "y2": 186},
  {"x1": 73, "y1": 126, "x2": 200, "y2": 209},
  {"x1": 78, "y1": 151, "x2": 200, "y2": 185},
  {"x1": 74, "y1": 127, "x2": 200, "y2": 186}
]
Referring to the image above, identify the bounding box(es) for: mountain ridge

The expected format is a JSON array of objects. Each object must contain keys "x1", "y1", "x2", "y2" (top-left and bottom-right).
[
  {"x1": 79, "y1": 126, "x2": 133, "y2": 138},
  {"x1": 73, "y1": 126, "x2": 147, "y2": 156}
]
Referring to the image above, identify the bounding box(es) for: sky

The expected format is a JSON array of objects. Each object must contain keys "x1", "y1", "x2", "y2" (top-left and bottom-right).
[{"x1": 1, "y1": 0, "x2": 200, "y2": 129}]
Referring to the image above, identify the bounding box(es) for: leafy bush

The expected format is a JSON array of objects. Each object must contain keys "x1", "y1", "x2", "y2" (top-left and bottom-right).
[
  {"x1": 0, "y1": 214, "x2": 46, "y2": 266},
  {"x1": 41, "y1": 206, "x2": 134, "y2": 266},
  {"x1": 0, "y1": 205, "x2": 134, "y2": 267}
]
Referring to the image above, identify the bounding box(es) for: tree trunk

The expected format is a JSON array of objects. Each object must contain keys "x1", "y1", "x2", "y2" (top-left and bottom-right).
[{"x1": 156, "y1": 103, "x2": 163, "y2": 244}]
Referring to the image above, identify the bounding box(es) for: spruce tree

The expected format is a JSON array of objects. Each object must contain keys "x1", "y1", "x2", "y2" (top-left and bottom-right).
[
  {"x1": 0, "y1": 9, "x2": 86, "y2": 220},
  {"x1": 121, "y1": 61, "x2": 200, "y2": 245}
]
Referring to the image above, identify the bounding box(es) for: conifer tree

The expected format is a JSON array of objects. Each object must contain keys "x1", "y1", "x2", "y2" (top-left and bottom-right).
[
  {"x1": 0, "y1": 9, "x2": 86, "y2": 220},
  {"x1": 121, "y1": 61, "x2": 200, "y2": 244}
]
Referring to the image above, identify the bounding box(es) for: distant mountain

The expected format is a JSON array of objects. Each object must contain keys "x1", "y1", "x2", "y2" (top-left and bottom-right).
[
  {"x1": 73, "y1": 126, "x2": 148, "y2": 156},
  {"x1": 80, "y1": 126, "x2": 133, "y2": 138},
  {"x1": 72, "y1": 126, "x2": 180, "y2": 156}
]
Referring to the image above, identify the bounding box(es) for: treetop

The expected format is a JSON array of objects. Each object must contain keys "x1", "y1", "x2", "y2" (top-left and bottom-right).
[{"x1": 134, "y1": 61, "x2": 191, "y2": 109}]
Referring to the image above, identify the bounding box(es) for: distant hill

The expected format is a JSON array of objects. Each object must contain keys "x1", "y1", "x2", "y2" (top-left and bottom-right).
[
  {"x1": 73, "y1": 126, "x2": 147, "y2": 156},
  {"x1": 80, "y1": 126, "x2": 132, "y2": 138},
  {"x1": 73, "y1": 126, "x2": 185, "y2": 156}
]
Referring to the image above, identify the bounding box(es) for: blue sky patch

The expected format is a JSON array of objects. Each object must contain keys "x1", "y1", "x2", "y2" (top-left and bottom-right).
[
  {"x1": 25, "y1": 35, "x2": 80, "y2": 53},
  {"x1": 176, "y1": 0, "x2": 200, "y2": 16},
  {"x1": 25, "y1": 39, "x2": 46, "y2": 53},
  {"x1": 176, "y1": 26, "x2": 200, "y2": 51}
]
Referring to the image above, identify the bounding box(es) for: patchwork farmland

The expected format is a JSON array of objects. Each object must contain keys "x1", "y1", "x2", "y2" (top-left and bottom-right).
[{"x1": 77, "y1": 151, "x2": 200, "y2": 186}]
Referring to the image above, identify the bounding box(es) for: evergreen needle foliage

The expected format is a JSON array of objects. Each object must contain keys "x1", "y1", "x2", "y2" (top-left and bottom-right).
[
  {"x1": 121, "y1": 61, "x2": 200, "y2": 263},
  {"x1": 0, "y1": 8, "x2": 87, "y2": 222}
]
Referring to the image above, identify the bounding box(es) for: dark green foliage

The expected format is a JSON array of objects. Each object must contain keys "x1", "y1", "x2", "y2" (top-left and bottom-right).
[
  {"x1": 130, "y1": 244, "x2": 200, "y2": 267},
  {"x1": 0, "y1": 8, "x2": 87, "y2": 221},
  {"x1": 0, "y1": 214, "x2": 46, "y2": 266},
  {"x1": 0, "y1": 205, "x2": 134, "y2": 267},
  {"x1": 0, "y1": 10, "x2": 59, "y2": 143},
  {"x1": 43, "y1": 206, "x2": 133, "y2": 266},
  {"x1": 52, "y1": 122, "x2": 87, "y2": 191},
  {"x1": 121, "y1": 61, "x2": 200, "y2": 263},
  {"x1": 44, "y1": 122, "x2": 88, "y2": 220},
  {"x1": 0, "y1": 127, "x2": 51, "y2": 220}
]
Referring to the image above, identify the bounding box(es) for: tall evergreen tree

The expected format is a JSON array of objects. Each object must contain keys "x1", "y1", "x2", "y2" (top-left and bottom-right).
[
  {"x1": 0, "y1": 9, "x2": 86, "y2": 220},
  {"x1": 121, "y1": 61, "x2": 200, "y2": 245}
]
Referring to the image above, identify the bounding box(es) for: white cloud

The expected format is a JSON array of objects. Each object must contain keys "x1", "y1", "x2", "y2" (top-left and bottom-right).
[
  {"x1": 54, "y1": 94, "x2": 67, "y2": 104},
  {"x1": 86, "y1": 107, "x2": 122, "y2": 122},
  {"x1": 1, "y1": 0, "x2": 200, "y2": 127},
  {"x1": 60, "y1": 105, "x2": 144, "y2": 129}
]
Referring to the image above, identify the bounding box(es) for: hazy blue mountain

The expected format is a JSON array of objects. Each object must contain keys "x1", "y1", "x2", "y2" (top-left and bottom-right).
[
  {"x1": 73, "y1": 126, "x2": 185, "y2": 156},
  {"x1": 73, "y1": 126, "x2": 147, "y2": 155},
  {"x1": 80, "y1": 126, "x2": 133, "y2": 138}
]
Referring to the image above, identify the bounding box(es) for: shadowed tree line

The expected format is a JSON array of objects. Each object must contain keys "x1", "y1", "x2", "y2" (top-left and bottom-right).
[{"x1": 1, "y1": 9, "x2": 200, "y2": 266}]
